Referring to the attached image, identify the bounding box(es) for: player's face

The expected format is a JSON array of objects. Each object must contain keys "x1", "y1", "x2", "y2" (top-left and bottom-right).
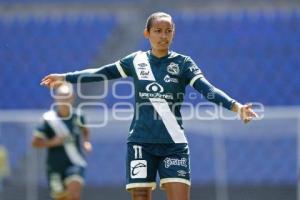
[
  {"x1": 55, "y1": 94, "x2": 74, "y2": 104},
  {"x1": 144, "y1": 17, "x2": 174, "y2": 52}
]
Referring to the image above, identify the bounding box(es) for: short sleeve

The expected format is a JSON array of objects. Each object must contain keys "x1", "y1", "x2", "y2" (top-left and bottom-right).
[
  {"x1": 182, "y1": 56, "x2": 204, "y2": 86},
  {"x1": 76, "y1": 115, "x2": 86, "y2": 127},
  {"x1": 117, "y1": 52, "x2": 138, "y2": 77},
  {"x1": 34, "y1": 120, "x2": 55, "y2": 139}
]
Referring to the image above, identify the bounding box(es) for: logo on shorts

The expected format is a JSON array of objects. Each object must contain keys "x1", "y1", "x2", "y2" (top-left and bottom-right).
[
  {"x1": 167, "y1": 62, "x2": 180, "y2": 75},
  {"x1": 177, "y1": 170, "x2": 187, "y2": 177},
  {"x1": 164, "y1": 158, "x2": 187, "y2": 168},
  {"x1": 130, "y1": 160, "x2": 147, "y2": 179}
]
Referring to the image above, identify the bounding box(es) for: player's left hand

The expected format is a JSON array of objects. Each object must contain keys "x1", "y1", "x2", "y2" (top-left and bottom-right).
[
  {"x1": 83, "y1": 141, "x2": 92, "y2": 153},
  {"x1": 240, "y1": 103, "x2": 258, "y2": 124}
]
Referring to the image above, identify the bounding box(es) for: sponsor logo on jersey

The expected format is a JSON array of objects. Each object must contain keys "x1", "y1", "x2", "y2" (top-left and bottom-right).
[
  {"x1": 189, "y1": 66, "x2": 202, "y2": 75},
  {"x1": 164, "y1": 157, "x2": 187, "y2": 168},
  {"x1": 164, "y1": 75, "x2": 179, "y2": 83},
  {"x1": 134, "y1": 59, "x2": 155, "y2": 80},
  {"x1": 139, "y1": 82, "x2": 173, "y2": 100},
  {"x1": 138, "y1": 63, "x2": 147, "y2": 68},
  {"x1": 167, "y1": 62, "x2": 180, "y2": 75},
  {"x1": 146, "y1": 82, "x2": 164, "y2": 93},
  {"x1": 139, "y1": 92, "x2": 173, "y2": 100},
  {"x1": 140, "y1": 70, "x2": 150, "y2": 76},
  {"x1": 138, "y1": 63, "x2": 150, "y2": 78},
  {"x1": 130, "y1": 160, "x2": 147, "y2": 178}
]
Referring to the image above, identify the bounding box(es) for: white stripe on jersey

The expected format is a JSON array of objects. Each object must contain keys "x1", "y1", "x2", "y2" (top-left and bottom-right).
[
  {"x1": 189, "y1": 74, "x2": 204, "y2": 87},
  {"x1": 149, "y1": 98, "x2": 188, "y2": 143},
  {"x1": 133, "y1": 51, "x2": 156, "y2": 81},
  {"x1": 43, "y1": 111, "x2": 87, "y2": 167},
  {"x1": 115, "y1": 61, "x2": 128, "y2": 78}
]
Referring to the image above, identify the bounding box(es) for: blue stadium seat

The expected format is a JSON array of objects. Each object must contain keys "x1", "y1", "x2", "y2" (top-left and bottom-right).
[
  {"x1": 0, "y1": 16, "x2": 117, "y2": 109},
  {"x1": 138, "y1": 11, "x2": 300, "y2": 106}
]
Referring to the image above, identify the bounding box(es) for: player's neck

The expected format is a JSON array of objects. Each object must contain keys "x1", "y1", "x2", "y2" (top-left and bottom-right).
[{"x1": 151, "y1": 49, "x2": 169, "y2": 58}]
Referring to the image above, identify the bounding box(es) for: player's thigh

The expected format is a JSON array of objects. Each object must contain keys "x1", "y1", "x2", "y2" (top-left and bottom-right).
[
  {"x1": 126, "y1": 142, "x2": 158, "y2": 191},
  {"x1": 64, "y1": 165, "x2": 85, "y2": 200},
  {"x1": 130, "y1": 187, "x2": 152, "y2": 200},
  {"x1": 164, "y1": 182, "x2": 190, "y2": 200},
  {"x1": 66, "y1": 180, "x2": 82, "y2": 200}
]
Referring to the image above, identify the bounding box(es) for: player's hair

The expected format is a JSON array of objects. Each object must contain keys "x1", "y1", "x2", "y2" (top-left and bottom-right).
[{"x1": 145, "y1": 12, "x2": 174, "y2": 32}]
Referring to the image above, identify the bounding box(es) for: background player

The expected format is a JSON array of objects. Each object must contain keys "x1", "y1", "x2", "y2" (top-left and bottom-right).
[
  {"x1": 40, "y1": 12, "x2": 257, "y2": 200},
  {"x1": 32, "y1": 84, "x2": 92, "y2": 200}
]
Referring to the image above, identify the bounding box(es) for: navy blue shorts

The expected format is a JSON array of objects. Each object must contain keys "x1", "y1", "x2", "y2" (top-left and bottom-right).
[
  {"x1": 126, "y1": 142, "x2": 190, "y2": 191},
  {"x1": 47, "y1": 165, "x2": 85, "y2": 198}
]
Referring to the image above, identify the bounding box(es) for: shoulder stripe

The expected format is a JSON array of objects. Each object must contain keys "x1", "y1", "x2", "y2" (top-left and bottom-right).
[
  {"x1": 133, "y1": 52, "x2": 155, "y2": 81},
  {"x1": 115, "y1": 61, "x2": 128, "y2": 78}
]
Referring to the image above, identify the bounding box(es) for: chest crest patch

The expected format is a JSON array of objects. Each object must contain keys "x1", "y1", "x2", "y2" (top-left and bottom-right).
[{"x1": 167, "y1": 62, "x2": 180, "y2": 75}]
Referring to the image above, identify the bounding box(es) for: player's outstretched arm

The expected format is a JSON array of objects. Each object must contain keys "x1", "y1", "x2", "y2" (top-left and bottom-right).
[
  {"x1": 41, "y1": 62, "x2": 127, "y2": 88},
  {"x1": 40, "y1": 73, "x2": 65, "y2": 88},
  {"x1": 191, "y1": 77, "x2": 258, "y2": 124},
  {"x1": 231, "y1": 102, "x2": 258, "y2": 124}
]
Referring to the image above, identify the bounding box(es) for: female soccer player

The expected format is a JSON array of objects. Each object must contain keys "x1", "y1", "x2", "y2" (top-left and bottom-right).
[
  {"x1": 40, "y1": 12, "x2": 257, "y2": 200},
  {"x1": 32, "y1": 84, "x2": 92, "y2": 200}
]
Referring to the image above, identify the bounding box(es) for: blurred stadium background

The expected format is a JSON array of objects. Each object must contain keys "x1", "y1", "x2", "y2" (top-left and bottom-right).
[{"x1": 0, "y1": 0, "x2": 300, "y2": 199}]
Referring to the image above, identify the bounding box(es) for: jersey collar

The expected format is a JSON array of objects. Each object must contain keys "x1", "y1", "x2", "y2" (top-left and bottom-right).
[{"x1": 147, "y1": 50, "x2": 173, "y2": 62}]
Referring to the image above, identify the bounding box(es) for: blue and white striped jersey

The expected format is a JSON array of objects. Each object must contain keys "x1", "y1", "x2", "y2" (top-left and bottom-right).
[
  {"x1": 66, "y1": 50, "x2": 235, "y2": 143},
  {"x1": 34, "y1": 110, "x2": 87, "y2": 169}
]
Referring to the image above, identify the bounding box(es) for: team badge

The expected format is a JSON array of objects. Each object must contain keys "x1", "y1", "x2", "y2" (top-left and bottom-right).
[
  {"x1": 130, "y1": 160, "x2": 147, "y2": 178},
  {"x1": 167, "y1": 62, "x2": 180, "y2": 75}
]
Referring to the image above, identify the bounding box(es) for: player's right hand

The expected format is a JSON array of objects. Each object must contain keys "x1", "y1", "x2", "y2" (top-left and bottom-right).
[
  {"x1": 40, "y1": 73, "x2": 65, "y2": 88},
  {"x1": 83, "y1": 141, "x2": 93, "y2": 153}
]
